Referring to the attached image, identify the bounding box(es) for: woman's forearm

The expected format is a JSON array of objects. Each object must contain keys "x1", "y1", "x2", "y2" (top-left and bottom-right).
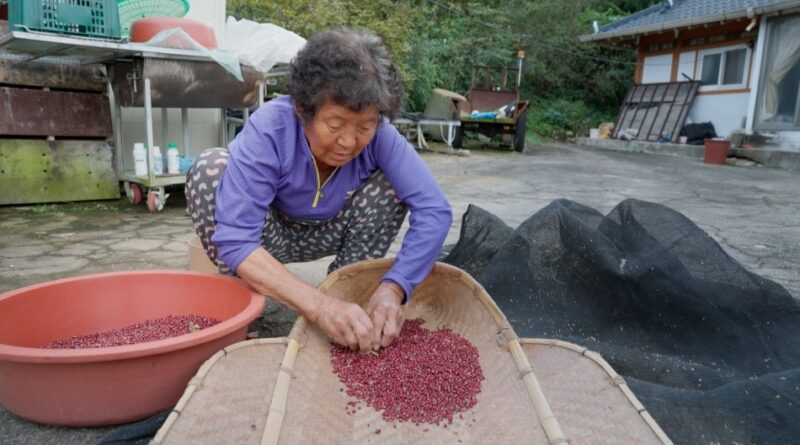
[{"x1": 235, "y1": 247, "x2": 326, "y2": 319}]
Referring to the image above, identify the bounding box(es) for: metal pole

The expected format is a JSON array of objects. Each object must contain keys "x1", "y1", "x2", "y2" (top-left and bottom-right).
[
  {"x1": 181, "y1": 108, "x2": 189, "y2": 157},
  {"x1": 258, "y1": 83, "x2": 265, "y2": 107},
  {"x1": 517, "y1": 50, "x2": 525, "y2": 90},
  {"x1": 161, "y1": 107, "x2": 168, "y2": 148},
  {"x1": 107, "y1": 80, "x2": 125, "y2": 174},
  {"x1": 144, "y1": 78, "x2": 154, "y2": 184},
  {"x1": 220, "y1": 108, "x2": 228, "y2": 147}
]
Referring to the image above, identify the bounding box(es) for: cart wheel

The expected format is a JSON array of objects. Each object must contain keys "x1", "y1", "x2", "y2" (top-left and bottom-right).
[
  {"x1": 514, "y1": 110, "x2": 528, "y2": 153},
  {"x1": 452, "y1": 125, "x2": 464, "y2": 149},
  {"x1": 125, "y1": 182, "x2": 143, "y2": 205},
  {"x1": 146, "y1": 192, "x2": 158, "y2": 213},
  {"x1": 146, "y1": 188, "x2": 170, "y2": 213}
]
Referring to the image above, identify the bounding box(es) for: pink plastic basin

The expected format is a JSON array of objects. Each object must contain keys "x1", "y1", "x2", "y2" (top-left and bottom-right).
[{"x1": 0, "y1": 270, "x2": 264, "y2": 426}]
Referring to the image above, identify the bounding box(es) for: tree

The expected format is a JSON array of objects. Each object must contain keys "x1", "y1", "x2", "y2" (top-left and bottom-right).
[{"x1": 227, "y1": 0, "x2": 651, "y2": 139}]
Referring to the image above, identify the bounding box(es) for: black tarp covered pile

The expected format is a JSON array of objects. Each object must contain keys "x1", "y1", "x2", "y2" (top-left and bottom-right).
[{"x1": 443, "y1": 199, "x2": 800, "y2": 444}]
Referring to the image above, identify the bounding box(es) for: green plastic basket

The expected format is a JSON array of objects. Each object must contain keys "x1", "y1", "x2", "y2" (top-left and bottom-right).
[{"x1": 9, "y1": 0, "x2": 121, "y2": 39}]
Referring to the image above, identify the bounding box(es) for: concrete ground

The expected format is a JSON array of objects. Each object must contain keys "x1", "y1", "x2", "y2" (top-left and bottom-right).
[
  {"x1": 1, "y1": 142, "x2": 799, "y2": 444},
  {"x1": 576, "y1": 136, "x2": 800, "y2": 172}
]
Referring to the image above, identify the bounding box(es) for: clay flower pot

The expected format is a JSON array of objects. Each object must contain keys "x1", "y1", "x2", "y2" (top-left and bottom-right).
[
  {"x1": 0, "y1": 271, "x2": 264, "y2": 426},
  {"x1": 703, "y1": 138, "x2": 731, "y2": 165}
]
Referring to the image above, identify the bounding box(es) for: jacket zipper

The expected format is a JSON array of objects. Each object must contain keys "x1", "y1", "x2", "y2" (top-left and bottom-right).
[{"x1": 311, "y1": 157, "x2": 337, "y2": 208}]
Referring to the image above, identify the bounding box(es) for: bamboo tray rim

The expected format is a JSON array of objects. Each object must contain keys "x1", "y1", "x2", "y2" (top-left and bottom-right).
[{"x1": 153, "y1": 260, "x2": 672, "y2": 445}]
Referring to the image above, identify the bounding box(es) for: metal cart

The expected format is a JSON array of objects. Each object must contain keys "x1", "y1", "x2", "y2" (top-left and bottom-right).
[
  {"x1": 109, "y1": 57, "x2": 268, "y2": 212},
  {"x1": 0, "y1": 29, "x2": 275, "y2": 212}
]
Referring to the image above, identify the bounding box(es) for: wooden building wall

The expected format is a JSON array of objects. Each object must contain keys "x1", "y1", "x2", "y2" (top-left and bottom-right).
[{"x1": 0, "y1": 20, "x2": 119, "y2": 205}]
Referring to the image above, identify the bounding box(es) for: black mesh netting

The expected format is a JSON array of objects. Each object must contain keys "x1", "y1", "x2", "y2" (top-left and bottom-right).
[
  {"x1": 444, "y1": 199, "x2": 800, "y2": 445},
  {"x1": 96, "y1": 410, "x2": 169, "y2": 445}
]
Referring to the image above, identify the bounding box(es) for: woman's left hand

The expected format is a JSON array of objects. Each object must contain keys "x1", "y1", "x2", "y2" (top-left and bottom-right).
[{"x1": 367, "y1": 282, "x2": 405, "y2": 349}]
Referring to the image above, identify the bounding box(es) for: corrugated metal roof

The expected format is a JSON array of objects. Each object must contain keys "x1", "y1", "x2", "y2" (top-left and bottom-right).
[{"x1": 582, "y1": 0, "x2": 800, "y2": 42}]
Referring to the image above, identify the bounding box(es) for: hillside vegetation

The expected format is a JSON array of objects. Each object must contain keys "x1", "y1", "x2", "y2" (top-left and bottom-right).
[{"x1": 228, "y1": 0, "x2": 660, "y2": 141}]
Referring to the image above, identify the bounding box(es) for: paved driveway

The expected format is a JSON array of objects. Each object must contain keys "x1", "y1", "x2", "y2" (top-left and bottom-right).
[{"x1": 1, "y1": 143, "x2": 798, "y2": 444}]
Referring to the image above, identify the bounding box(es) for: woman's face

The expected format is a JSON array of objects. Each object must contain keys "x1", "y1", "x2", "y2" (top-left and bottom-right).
[{"x1": 303, "y1": 100, "x2": 380, "y2": 171}]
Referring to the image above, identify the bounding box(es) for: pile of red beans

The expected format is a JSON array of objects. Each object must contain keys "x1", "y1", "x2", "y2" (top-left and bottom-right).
[
  {"x1": 43, "y1": 314, "x2": 220, "y2": 349},
  {"x1": 331, "y1": 318, "x2": 484, "y2": 425}
]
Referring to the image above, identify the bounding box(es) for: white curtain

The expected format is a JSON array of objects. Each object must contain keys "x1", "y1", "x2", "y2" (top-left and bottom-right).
[{"x1": 760, "y1": 14, "x2": 800, "y2": 121}]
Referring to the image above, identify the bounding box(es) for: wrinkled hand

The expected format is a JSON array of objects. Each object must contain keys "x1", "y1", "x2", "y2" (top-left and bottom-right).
[
  {"x1": 310, "y1": 295, "x2": 374, "y2": 352},
  {"x1": 367, "y1": 282, "x2": 405, "y2": 349}
]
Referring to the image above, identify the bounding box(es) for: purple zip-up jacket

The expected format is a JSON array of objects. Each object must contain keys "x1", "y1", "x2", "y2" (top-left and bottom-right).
[{"x1": 211, "y1": 96, "x2": 452, "y2": 299}]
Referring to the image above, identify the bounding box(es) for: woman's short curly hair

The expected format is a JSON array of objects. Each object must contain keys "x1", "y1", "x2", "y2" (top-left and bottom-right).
[{"x1": 288, "y1": 28, "x2": 403, "y2": 122}]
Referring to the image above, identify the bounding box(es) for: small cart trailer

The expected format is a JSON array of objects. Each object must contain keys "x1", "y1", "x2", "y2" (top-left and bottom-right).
[{"x1": 454, "y1": 53, "x2": 530, "y2": 152}]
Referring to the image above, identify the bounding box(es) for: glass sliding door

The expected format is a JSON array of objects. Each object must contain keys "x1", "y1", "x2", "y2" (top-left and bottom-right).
[{"x1": 755, "y1": 13, "x2": 800, "y2": 130}]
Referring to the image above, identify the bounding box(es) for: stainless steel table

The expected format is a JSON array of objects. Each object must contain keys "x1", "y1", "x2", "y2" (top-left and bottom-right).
[{"x1": 0, "y1": 29, "x2": 281, "y2": 211}]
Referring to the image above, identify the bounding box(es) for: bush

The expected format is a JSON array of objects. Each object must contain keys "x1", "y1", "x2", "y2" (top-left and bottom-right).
[
  {"x1": 528, "y1": 98, "x2": 617, "y2": 141},
  {"x1": 228, "y1": 0, "x2": 640, "y2": 144}
]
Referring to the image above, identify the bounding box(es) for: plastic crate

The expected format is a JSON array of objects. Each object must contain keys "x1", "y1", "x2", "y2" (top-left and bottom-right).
[{"x1": 9, "y1": 0, "x2": 121, "y2": 39}]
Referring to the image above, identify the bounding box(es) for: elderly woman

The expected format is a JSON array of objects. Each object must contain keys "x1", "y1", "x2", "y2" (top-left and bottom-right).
[{"x1": 187, "y1": 29, "x2": 452, "y2": 352}]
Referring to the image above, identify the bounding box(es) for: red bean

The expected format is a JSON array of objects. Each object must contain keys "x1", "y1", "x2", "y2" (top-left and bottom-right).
[
  {"x1": 43, "y1": 314, "x2": 220, "y2": 349},
  {"x1": 330, "y1": 319, "x2": 484, "y2": 426}
]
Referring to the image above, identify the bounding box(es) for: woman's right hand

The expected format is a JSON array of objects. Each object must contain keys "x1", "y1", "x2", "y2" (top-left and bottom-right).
[
  {"x1": 310, "y1": 295, "x2": 375, "y2": 352},
  {"x1": 235, "y1": 249, "x2": 375, "y2": 351}
]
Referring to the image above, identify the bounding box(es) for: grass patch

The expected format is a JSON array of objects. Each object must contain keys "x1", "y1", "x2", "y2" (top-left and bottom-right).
[
  {"x1": 30, "y1": 204, "x2": 65, "y2": 217},
  {"x1": 28, "y1": 201, "x2": 123, "y2": 216}
]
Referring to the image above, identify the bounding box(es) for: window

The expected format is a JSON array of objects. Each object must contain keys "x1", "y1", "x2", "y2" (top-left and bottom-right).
[
  {"x1": 697, "y1": 46, "x2": 750, "y2": 90},
  {"x1": 723, "y1": 49, "x2": 747, "y2": 84},
  {"x1": 755, "y1": 13, "x2": 800, "y2": 130},
  {"x1": 700, "y1": 53, "x2": 722, "y2": 84}
]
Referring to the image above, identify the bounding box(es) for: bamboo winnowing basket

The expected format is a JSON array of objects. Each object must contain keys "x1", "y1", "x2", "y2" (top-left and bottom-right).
[{"x1": 153, "y1": 260, "x2": 671, "y2": 445}]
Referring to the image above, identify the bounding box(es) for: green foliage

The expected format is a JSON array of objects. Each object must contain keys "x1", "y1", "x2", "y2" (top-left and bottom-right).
[
  {"x1": 529, "y1": 97, "x2": 617, "y2": 140},
  {"x1": 610, "y1": 0, "x2": 663, "y2": 14},
  {"x1": 30, "y1": 204, "x2": 65, "y2": 216},
  {"x1": 226, "y1": 0, "x2": 420, "y2": 91},
  {"x1": 29, "y1": 202, "x2": 121, "y2": 215},
  {"x1": 228, "y1": 0, "x2": 650, "y2": 141}
]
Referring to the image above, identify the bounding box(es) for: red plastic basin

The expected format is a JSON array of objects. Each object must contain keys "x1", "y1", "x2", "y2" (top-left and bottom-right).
[
  {"x1": 130, "y1": 17, "x2": 218, "y2": 48},
  {"x1": 0, "y1": 271, "x2": 264, "y2": 426}
]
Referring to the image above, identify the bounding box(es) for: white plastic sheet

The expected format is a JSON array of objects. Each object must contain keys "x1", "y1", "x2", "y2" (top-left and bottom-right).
[
  {"x1": 141, "y1": 28, "x2": 244, "y2": 81},
  {"x1": 221, "y1": 18, "x2": 306, "y2": 73}
]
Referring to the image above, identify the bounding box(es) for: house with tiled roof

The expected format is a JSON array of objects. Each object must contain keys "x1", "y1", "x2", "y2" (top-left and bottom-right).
[{"x1": 581, "y1": 0, "x2": 800, "y2": 149}]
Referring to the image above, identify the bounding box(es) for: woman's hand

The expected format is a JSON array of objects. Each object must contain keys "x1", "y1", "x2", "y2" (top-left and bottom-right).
[
  {"x1": 236, "y1": 248, "x2": 377, "y2": 351},
  {"x1": 367, "y1": 282, "x2": 405, "y2": 349},
  {"x1": 310, "y1": 295, "x2": 375, "y2": 352}
]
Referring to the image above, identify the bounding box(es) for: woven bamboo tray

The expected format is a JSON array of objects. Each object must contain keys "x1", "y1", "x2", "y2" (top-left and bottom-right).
[{"x1": 153, "y1": 260, "x2": 671, "y2": 444}]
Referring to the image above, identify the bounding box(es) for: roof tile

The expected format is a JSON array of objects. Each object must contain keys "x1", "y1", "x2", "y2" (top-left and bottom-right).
[{"x1": 598, "y1": 0, "x2": 787, "y2": 35}]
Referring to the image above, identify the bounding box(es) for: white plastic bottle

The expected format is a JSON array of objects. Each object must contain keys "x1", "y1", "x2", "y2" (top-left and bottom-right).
[
  {"x1": 166, "y1": 143, "x2": 180, "y2": 174},
  {"x1": 153, "y1": 146, "x2": 164, "y2": 175},
  {"x1": 133, "y1": 142, "x2": 148, "y2": 176}
]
